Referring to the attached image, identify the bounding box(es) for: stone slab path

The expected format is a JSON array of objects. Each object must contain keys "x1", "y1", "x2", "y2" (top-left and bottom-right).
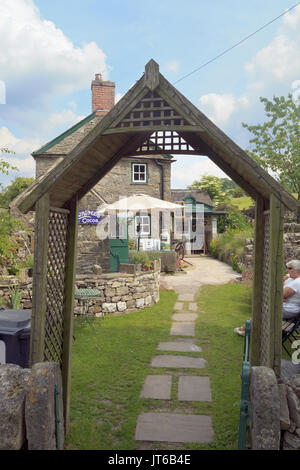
[
  {"x1": 135, "y1": 413, "x2": 214, "y2": 443},
  {"x1": 135, "y1": 256, "x2": 240, "y2": 447}
]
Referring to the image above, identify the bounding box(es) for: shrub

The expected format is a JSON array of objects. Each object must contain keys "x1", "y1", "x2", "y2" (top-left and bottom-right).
[
  {"x1": 209, "y1": 227, "x2": 254, "y2": 273},
  {"x1": 147, "y1": 251, "x2": 160, "y2": 261},
  {"x1": 131, "y1": 251, "x2": 149, "y2": 265}
]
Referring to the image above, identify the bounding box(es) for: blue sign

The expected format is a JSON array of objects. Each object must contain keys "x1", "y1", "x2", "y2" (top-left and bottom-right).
[{"x1": 78, "y1": 210, "x2": 102, "y2": 225}]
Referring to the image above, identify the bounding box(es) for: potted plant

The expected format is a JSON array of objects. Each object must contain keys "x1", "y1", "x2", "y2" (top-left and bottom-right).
[
  {"x1": 131, "y1": 251, "x2": 149, "y2": 272},
  {"x1": 143, "y1": 261, "x2": 152, "y2": 271}
]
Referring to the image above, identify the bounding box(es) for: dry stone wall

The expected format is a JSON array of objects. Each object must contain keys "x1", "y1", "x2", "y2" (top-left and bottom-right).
[
  {"x1": 243, "y1": 223, "x2": 300, "y2": 269},
  {"x1": 74, "y1": 265, "x2": 160, "y2": 316},
  {"x1": 0, "y1": 264, "x2": 160, "y2": 316}
]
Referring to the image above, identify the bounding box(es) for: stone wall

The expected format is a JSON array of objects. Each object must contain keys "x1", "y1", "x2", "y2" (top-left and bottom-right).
[
  {"x1": 278, "y1": 374, "x2": 300, "y2": 449},
  {"x1": 74, "y1": 263, "x2": 160, "y2": 316},
  {"x1": 0, "y1": 262, "x2": 160, "y2": 315},
  {"x1": 250, "y1": 366, "x2": 300, "y2": 450},
  {"x1": 0, "y1": 275, "x2": 32, "y2": 309},
  {"x1": 243, "y1": 223, "x2": 300, "y2": 269},
  {"x1": 0, "y1": 363, "x2": 64, "y2": 450}
]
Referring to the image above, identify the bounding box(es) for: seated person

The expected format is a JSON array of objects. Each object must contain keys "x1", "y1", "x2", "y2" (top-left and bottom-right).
[{"x1": 234, "y1": 259, "x2": 300, "y2": 336}]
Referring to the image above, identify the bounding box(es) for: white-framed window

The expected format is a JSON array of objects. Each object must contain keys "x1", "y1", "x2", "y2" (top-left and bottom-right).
[
  {"x1": 132, "y1": 163, "x2": 147, "y2": 183},
  {"x1": 135, "y1": 215, "x2": 151, "y2": 236}
]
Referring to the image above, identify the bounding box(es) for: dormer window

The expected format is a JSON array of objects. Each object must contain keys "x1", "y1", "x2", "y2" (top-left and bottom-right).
[{"x1": 132, "y1": 163, "x2": 147, "y2": 183}]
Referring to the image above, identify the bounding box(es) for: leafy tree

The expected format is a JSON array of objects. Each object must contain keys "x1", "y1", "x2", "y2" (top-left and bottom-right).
[
  {"x1": 188, "y1": 175, "x2": 230, "y2": 207},
  {"x1": 0, "y1": 176, "x2": 34, "y2": 208},
  {"x1": 242, "y1": 94, "x2": 300, "y2": 219},
  {"x1": 0, "y1": 147, "x2": 17, "y2": 177}
]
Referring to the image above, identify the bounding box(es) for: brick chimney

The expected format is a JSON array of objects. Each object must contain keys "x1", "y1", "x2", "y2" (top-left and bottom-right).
[{"x1": 91, "y1": 73, "x2": 115, "y2": 116}]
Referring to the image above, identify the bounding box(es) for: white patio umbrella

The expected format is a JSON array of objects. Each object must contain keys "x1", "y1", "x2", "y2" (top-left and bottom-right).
[
  {"x1": 98, "y1": 193, "x2": 182, "y2": 212},
  {"x1": 98, "y1": 194, "x2": 183, "y2": 251}
]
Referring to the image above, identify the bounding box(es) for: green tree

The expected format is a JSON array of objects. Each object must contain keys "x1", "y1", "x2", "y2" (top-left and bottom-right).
[
  {"x1": 242, "y1": 94, "x2": 300, "y2": 219},
  {"x1": 0, "y1": 176, "x2": 34, "y2": 208},
  {"x1": 0, "y1": 147, "x2": 17, "y2": 177},
  {"x1": 188, "y1": 175, "x2": 230, "y2": 207}
]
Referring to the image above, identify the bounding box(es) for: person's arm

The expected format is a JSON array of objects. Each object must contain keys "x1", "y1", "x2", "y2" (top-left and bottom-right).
[{"x1": 283, "y1": 286, "x2": 296, "y2": 302}]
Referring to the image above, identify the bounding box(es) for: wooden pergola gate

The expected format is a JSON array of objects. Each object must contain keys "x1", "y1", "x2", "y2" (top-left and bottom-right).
[{"x1": 16, "y1": 60, "x2": 297, "y2": 430}]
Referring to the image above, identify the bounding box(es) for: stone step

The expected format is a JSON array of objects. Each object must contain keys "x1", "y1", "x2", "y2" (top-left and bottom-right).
[
  {"x1": 140, "y1": 375, "x2": 172, "y2": 400},
  {"x1": 157, "y1": 341, "x2": 202, "y2": 353},
  {"x1": 170, "y1": 322, "x2": 195, "y2": 337},
  {"x1": 174, "y1": 302, "x2": 184, "y2": 311},
  {"x1": 151, "y1": 355, "x2": 206, "y2": 369},
  {"x1": 188, "y1": 303, "x2": 198, "y2": 311},
  {"x1": 135, "y1": 412, "x2": 214, "y2": 443},
  {"x1": 172, "y1": 313, "x2": 197, "y2": 322},
  {"x1": 178, "y1": 376, "x2": 212, "y2": 402},
  {"x1": 177, "y1": 294, "x2": 195, "y2": 302}
]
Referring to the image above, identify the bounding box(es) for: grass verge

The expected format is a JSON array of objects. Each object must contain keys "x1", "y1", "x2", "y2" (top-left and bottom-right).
[
  {"x1": 65, "y1": 290, "x2": 177, "y2": 450},
  {"x1": 65, "y1": 281, "x2": 290, "y2": 451}
]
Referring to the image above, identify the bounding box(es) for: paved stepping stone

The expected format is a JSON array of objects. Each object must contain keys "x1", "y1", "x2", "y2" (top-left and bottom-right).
[
  {"x1": 178, "y1": 294, "x2": 195, "y2": 302},
  {"x1": 178, "y1": 376, "x2": 212, "y2": 402},
  {"x1": 140, "y1": 375, "x2": 172, "y2": 400},
  {"x1": 157, "y1": 341, "x2": 202, "y2": 353},
  {"x1": 151, "y1": 355, "x2": 206, "y2": 369},
  {"x1": 188, "y1": 303, "x2": 198, "y2": 311},
  {"x1": 174, "y1": 302, "x2": 184, "y2": 311},
  {"x1": 135, "y1": 412, "x2": 214, "y2": 443},
  {"x1": 172, "y1": 313, "x2": 197, "y2": 322},
  {"x1": 170, "y1": 321, "x2": 195, "y2": 336}
]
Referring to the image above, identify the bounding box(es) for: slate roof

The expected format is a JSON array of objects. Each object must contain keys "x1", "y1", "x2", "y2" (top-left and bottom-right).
[{"x1": 171, "y1": 189, "x2": 213, "y2": 207}]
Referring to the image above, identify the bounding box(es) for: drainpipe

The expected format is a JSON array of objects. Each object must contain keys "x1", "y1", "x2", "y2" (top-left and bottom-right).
[
  {"x1": 154, "y1": 159, "x2": 165, "y2": 200},
  {"x1": 155, "y1": 159, "x2": 165, "y2": 245}
]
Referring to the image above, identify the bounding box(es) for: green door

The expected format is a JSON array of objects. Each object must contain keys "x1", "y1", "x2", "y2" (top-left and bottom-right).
[{"x1": 109, "y1": 216, "x2": 129, "y2": 272}]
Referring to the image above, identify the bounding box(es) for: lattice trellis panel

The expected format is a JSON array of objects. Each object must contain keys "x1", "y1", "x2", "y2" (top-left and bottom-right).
[
  {"x1": 260, "y1": 210, "x2": 271, "y2": 366},
  {"x1": 115, "y1": 90, "x2": 190, "y2": 128},
  {"x1": 133, "y1": 131, "x2": 196, "y2": 155},
  {"x1": 44, "y1": 209, "x2": 69, "y2": 367}
]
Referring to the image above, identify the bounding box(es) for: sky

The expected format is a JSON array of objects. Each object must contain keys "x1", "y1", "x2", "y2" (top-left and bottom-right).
[{"x1": 0, "y1": 0, "x2": 299, "y2": 189}]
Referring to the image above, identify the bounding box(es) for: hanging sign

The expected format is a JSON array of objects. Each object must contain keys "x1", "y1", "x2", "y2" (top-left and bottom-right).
[{"x1": 78, "y1": 210, "x2": 102, "y2": 225}]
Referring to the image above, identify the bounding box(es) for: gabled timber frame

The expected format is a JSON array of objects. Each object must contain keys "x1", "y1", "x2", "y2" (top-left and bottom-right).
[{"x1": 16, "y1": 60, "x2": 298, "y2": 431}]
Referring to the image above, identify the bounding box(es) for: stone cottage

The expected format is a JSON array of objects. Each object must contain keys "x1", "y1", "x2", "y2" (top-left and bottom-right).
[{"x1": 32, "y1": 74, "x2": 176, "y2": 274}]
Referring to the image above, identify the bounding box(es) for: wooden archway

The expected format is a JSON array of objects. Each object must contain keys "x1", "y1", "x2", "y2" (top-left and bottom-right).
[{"x1": 16, "y1": 60, "x2": 298, "y2": 429}]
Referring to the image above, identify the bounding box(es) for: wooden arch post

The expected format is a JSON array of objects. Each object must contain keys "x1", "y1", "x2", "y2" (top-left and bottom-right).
[
  {"x1": 30, "y1": 193, "x2": 78, "y2": 431},
  {"x1": 250, "y1": 193, "x2": 284, "y2": 377}
]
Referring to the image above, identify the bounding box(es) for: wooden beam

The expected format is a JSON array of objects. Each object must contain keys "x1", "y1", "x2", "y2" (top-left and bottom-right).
[
  {"x1": 144, "y1": 59, "x2": 160, "y2": 91},
  {"x1": 180, "y1": 132, "x2": 259, "y2": 200},
  {"x1": 250, "y1": 196, "x2": 265, "y2": 367},
  {"x1": 76, "y1": 132, "x2": 151, "y2": 202},
  {"x1": 29, "y1": 193, "x2": 50, "y2": 365},
  {"x1": 102, "y1": 125, "x2": 204, "y2": 135},
  {"x1": 269, "y1": 192, "x2": 284, "y2": 377},
  {"x1": 61, "y1": 195, "x2": 78, "y2": 432}
]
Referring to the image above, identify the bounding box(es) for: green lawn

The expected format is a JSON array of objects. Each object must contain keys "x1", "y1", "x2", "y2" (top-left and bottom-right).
[
  {"x1": 229, "y1": 196, "x2": 254, "y2": 210},
  {"x1": 65, "y1": 282, "x2": 287, "y2": 450}
]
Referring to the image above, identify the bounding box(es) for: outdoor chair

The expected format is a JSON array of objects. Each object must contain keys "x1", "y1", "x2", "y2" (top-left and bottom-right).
[{"x1": 282, "y1": 312, "x2": 300, "y2": 357}]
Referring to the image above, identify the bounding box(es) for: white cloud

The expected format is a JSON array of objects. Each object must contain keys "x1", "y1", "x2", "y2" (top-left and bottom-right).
[
  {"x1": 0, "y1": 126, "x2": 39, "y2": 176},
  {"x1": 198, "y1": 6, "x2": 300, "y2": 131},
  {"x1": 199, "y1": 93, "x2": 249, "y2": 126},
  {"x1": 46, "y1": 109, "x2": 85, "y2": 131},
  {"x1": 244, "y1": 6, "x2": 300, "y2": 85},
  {"x1": 165, "y1": 60, "x2": 180, "y2": 73},
  {"x1": 0, "y1": 0, "x2": 109, "y2": 106},
  {"x1": 172, "y1": 156, "x2": 227, "y2": 188}
]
